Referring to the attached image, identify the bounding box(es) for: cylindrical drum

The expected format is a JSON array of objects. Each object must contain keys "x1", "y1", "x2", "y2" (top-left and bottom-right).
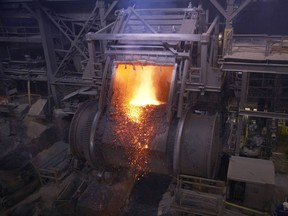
[
  {"x1": 69, "y1": 102, "x2": 221, "y2": 178},
  {"x1": 173, "y1": 111, "x2": 220, "y2": 178}
]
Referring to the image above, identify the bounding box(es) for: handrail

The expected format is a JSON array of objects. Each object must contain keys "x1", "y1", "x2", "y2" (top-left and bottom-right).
[
  {"x1": 225, "y1": 201, "x2": 270, "y2": 215},
  {"x1": 224, "y1": 34, "x2": 288, "y2": 57}
]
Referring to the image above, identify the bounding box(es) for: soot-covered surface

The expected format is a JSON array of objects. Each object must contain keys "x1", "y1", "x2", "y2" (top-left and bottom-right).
[{"x1": 124, "y1": 173, "x2": 171, "y2": 216}]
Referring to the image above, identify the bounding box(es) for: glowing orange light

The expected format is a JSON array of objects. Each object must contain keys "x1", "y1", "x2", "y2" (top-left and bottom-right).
[
  {"x1": 130, "y1": 67, "x2": 161, "y2": 107},
  {"x1": 112, "y1": 63, "x2": 173, "y2": 175},
  {"x1": 126, "y1": 105, "x2": 142, "y2": 123}
]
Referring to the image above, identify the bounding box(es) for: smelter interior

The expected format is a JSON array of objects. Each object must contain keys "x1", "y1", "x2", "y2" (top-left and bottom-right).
[{"x1": 0, "y1": 0, "x2": 288, "y2": 216}]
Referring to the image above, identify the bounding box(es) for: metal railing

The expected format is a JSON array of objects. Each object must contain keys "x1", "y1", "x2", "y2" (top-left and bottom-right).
[
  {"x1": 225, "y1": 34, "x2": 288, "y2": 57},
  {"x1": 172, "y1": 175, "x2": 226, "y2": 216}
]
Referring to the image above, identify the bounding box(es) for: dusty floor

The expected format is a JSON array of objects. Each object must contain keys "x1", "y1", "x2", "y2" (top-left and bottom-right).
[
  {"x1": 124, "y1": 173, "x2": 171, "y2": 216},
  {"x1": 1, "y1": 114, "x2": 288, "y2": 216}
]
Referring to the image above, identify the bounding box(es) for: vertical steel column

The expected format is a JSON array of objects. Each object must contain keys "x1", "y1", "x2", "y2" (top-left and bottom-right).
[
  {"x1": 83, "y1": 40, "x2": 97, "y2": 80},
  {"x1": 99, "y1": 0, "x2": 106, "y2": 53},
  {"x1": 225, "y1": 0, "x2": 235, "y2": 28},
  {"x1": 36, "y1": 6, "x2": 59, "y2": 108},
  {"x1": 99, "y1": 0, "x2": 106, "y2": 27},
  {"x1": 209, "y1": 0, "x2": 252, "y2": 56},
  {"x1": 209, "y1": 0, "x2": 252, "y2": 28},
  {"x1": 235, "y1": 72, "x2": 248, "y2": 155},
  {"x1": 177, "y1": 59, "x2": 189, "y2": 118},
  {"x1": 98, "y1": 56, "x2": 111, "y2": 111},
  {"x1": 213, "y1": 21, "x2": 219, "y2": 66},
  {"x1": 200, "y1": 34, "x2": 208, "y2": 86}
]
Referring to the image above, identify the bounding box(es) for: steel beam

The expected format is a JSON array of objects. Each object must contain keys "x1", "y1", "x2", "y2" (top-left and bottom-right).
[
  {"x1": 82, "y1": 40, "x2": 97, "y2": 80},
  {"x1": 36, "y1": 7, "x2": 59, "y2": 108},
  {"x1": 226, "y1": 0, "x2": 235, "y2": 27},
  {"x1": 239, "y1": 110, "x2": 288, "y2": 120},
  {"x1": 0, "y1": 36, "x2": 41, "y2": 43},
  {"x1": 98, "y1": 56, "x2": 111, "y2": 111},
  {"x1": 177, "y1": 59, "x2": 189, "y2": 118},
  {"x1": 135, "y1": 8, "x2": 203, "y2": 13},
  {"x1": 53, "y1": 78, "x2": 101, "y2": 86},
  {"x1": 22, "y1": 2, "x2": 39, "y2": 21},
  {"x1": 93, "y1": 21, "x2": 115, "y2": 34},
  {"x1": 230, "y1": 0, "x2": 252, "y2": 21},
  {"x1": 103, "y1": 0, "x2": 118, "y2": 21},
  {"x1": 239, "y1": 72, "x2": 248, "y2": 110},
  {"x1": 235, "y1": 72, "x2": 248, "y2": 155},
  {"x1": 105, "y1": 49, "x2": 176, "y2": 56},
  {"x1": 209, "y1": 0, "x2": 228, "y2": 19},
  {"x1": 128, "y1": 7, "x2": 184, "y2": 55},
  {"x1": 206, "y1": 16, "x2": 219, "y2": 35},
  {"x1": 99, "y1": 0, "x2": 105, "y2": 27},
  {"x1": 41, "y1": 7, "x2": 87, "y2": 58},
  {"x1": 130, "y1": 7, "x2": 157, "y2": 34},
  {"x1": 209, "y1": 0, "x2": 251, "y2": 28},
  {"x1": 200, "y1": 34, "x2": 208, "y2": 85},
  {"x1": 212, "y1": 21, "x2": 219, "y2": 66},
  {"x1": 86, "y1": 33, "x2": 204, "y2": 42},
  {"x1": 52, "y1": 1, "x2": 100, "y2": 77},
  {"x1": 221, "y1": 61, "x2": 288, "y2": 74}
]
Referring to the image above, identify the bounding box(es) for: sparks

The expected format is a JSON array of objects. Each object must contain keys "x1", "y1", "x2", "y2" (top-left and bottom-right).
[
  {"x1": 126, "y1": 105, "x2": 142, "y2": 123},
  {"x1": 111, "y1": 63, "x2": 173, "y2": 176}
]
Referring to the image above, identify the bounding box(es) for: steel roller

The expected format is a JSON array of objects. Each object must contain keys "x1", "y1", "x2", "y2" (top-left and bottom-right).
[{"x1": 69, "y1": 101, "x2": 220, "y2": 178}]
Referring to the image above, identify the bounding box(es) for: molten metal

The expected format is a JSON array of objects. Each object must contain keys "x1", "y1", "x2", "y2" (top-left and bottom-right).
[
  {"x1": 112, "y1": 63, "x2": 173, "y2": 175},
  {"x1": 129, "y1": 66, "x2": 161, "y2": 107}
]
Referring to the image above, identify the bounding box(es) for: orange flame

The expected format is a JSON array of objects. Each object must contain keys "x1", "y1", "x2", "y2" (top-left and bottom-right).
[
  {"x1": 112, "y1": 63, "x2": 173, "y2": 175},
  {"x1": 130, "y1": 67, "x2": 161, "y2": 107}
]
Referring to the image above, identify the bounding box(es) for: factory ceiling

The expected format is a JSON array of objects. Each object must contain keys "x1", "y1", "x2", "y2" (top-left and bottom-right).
[{"x1": 1, "y1": 0, "x2": 287, "y2": 34}]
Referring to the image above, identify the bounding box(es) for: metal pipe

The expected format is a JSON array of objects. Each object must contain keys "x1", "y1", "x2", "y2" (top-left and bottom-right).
[
  {"x1": 225, "y1": 201, "x2": 268, "y2": 215},
  {"x1": 206, "y1": 16, "x2": 219, "y2": 35}
]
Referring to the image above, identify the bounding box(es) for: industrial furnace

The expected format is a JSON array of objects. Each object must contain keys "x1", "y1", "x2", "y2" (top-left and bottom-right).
[
  {"x1": 66, "y1": 4, "x2": 224, "y2": 214},
  {"x1": 70, "y1": 5, "x2": 221, "y2": 176},
  {"x1": 0, "y1": 0, "x2": 287, "y2": 215}
]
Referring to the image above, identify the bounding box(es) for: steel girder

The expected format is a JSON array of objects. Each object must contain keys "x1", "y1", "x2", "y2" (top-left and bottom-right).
[
  {"x1": 84, "y1": 5, "x2": 222, "y2": 118},
  {"x1": 221, "y1": 61, "x2": 288, "y2": 74},
  {"x1": 41, "y1": 3, "x2": 98, "y2": 77},
  {"x1": 209, "y1": 0, "x2": 252, "y2": 27},
  {"x1": 86, "y1": 33, "x2": 205, "y2": 42}
]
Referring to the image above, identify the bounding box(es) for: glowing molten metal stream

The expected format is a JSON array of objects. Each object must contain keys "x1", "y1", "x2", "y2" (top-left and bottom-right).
[
  {"x1": 130, "y1": 68, "x2": 160, "y2": 106},
  {"x1": 112, "y1": 64, "x2": 173, "y2": 175},
  {"x1": 127, "y1": 68, "x2": 161, "y2": 123}
]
